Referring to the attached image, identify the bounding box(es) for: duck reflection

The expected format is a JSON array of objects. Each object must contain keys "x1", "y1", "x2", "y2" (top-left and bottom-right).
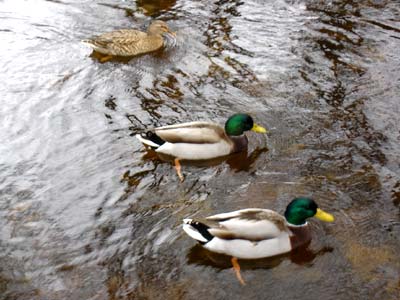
[
  {"x1": 187, "y1": 243, "x2": 333, "y2": 270},
  {"x1": 136, "y1": 0, "x2": 177, "y2": 17},
  {"x1": 140, "y1": 145, "x2": 269, "y2": 174}
]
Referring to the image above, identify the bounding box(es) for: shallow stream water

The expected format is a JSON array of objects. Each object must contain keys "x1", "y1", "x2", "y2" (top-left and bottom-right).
[{"x1": 1, "y1": 0, "x2": 399, "y2": 299}]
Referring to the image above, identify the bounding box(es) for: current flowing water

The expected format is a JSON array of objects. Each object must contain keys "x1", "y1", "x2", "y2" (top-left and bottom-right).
[{"x1": 0, "y1": 0, "x2": 399, "y2": 299}]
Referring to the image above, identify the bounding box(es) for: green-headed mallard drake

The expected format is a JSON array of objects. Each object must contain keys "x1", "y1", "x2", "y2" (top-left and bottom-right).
[
  {"x1": 183, "y1": 197, "x2": 334, "y2": 284},
  {"x1": 135, "y1": 113, "x2": 267, "y2": 181},
  {"x1": 82, "y1": 20, "x2": 176, "y2": 57}
]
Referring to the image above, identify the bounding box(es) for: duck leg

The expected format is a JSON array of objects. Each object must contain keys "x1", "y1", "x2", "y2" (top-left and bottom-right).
[
  {"x1": 100, "y1": 55, "x2": 113, "y2": 63},
  {"x1": 174, "y1": 158, "x2": 184, "y2": 182},
  {"x1": 231, "y1": 257, "x2": 246, "y2": 285}
]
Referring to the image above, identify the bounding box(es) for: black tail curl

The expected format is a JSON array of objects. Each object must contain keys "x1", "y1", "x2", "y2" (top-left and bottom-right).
[
  {"x1": 143, "y1": 131, "x2": 165, "y2": 147},
  {"x1": 187, "y1": 220, "x2": 214, "y2": 244}
]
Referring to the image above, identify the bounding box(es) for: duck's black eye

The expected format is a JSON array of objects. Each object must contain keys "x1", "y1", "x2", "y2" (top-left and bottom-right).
[
  {"x1": 244, "y1": 115, "x2": 254, "y2": 131},
  {"x1": 308, "y1": 200, "x2": 317, "y2": 212}
]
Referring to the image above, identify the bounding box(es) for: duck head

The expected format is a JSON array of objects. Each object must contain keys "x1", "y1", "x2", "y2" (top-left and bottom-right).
[
  {"x1": 224, "y1": 113, "x2": 267, "y2": 136},
  {"x1": 284, "y1": 197, "x2": 334, "y2": 226},
  {"x1": 147, "y1": 20, "x2": 176, "y2": 37}
]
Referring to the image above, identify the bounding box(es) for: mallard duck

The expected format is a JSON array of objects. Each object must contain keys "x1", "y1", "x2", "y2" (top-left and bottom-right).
[
  {"x1": 183, "y1": 197, "x2": 334, "y2": 284},
  {"x1": 82, "y1": 20, "x2": 175, "y2": 58},
  {"x1": 135, "y1": 113, "x2": 267, "y2": 181}
]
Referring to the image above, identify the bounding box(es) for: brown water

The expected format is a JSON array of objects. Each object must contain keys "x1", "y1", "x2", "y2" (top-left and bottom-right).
[{"x1": 1, "y1": 0, "x2": 399, "y2": 299}]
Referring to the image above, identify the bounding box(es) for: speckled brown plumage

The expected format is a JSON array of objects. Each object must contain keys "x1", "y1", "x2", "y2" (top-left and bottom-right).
[{"x1": 82, "y1": 20, "x2": 174, "y2": 57}]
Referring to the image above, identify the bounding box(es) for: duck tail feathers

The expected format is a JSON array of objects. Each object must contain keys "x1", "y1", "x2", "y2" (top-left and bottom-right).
[
  {"x1": 136, "y1": 132, "x2": 165, "y2": 148},
  {"x1": 81, "y1": 39, "x2": 96, "y2": 47},
  {"x1": 183, "y1": 219, "x2": 214, "y2": 244}
]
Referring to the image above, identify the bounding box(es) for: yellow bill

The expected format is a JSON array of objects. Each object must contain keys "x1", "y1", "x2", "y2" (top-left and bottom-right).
[
  {"x1": 315, "y1": 208, "x2": 334, "y2": 222},
  {"x1": 251, "y1": 123, "x2": 267, "y2": 133}
]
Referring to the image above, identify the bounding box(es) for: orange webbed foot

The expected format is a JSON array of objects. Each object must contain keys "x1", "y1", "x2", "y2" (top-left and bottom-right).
[
  {"x1": 174, "y1": 158, "x2": 184, "y2": 182},
  {"x1": 231, "y1": 257, "x2": 246, "y2": 285}
]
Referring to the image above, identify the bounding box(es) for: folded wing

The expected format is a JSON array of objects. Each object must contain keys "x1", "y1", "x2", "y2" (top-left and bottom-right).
[
  {"x1": 204, "y1": 208, "x2": 289, "y2": 241},
  {"x1": 154, "y1": 122, "x2": 226, "y2": 144}
]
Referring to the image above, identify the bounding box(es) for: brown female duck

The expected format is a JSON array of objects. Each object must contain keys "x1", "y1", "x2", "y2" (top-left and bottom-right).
[{"x1": 82, "y1": 20, "x2": 175, "y2": 57}]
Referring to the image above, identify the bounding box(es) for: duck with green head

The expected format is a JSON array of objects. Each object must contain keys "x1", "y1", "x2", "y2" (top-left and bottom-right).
[
  {"x1": 136, "y1": 113, "x2": 267, "y2": 180},
  {"x1": 183, "y1": 197, "x2": 334, "y2": 284}
]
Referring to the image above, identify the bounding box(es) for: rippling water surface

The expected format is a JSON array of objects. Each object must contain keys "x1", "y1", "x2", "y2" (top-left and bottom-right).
[{"x1": 1, "y1": 0, "x2": 399, "y2": 299}]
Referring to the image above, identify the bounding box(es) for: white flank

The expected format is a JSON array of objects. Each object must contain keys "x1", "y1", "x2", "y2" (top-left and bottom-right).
[
  {"x1": 156, "y1": 140, "x2": 231, "y2": 160},
  {"x1": 204, "y1": 232, "x2": 292, "y2": 259}
]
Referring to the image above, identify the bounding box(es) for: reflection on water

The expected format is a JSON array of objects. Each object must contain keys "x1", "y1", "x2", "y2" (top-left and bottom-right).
[
  {"x1": 136, "y1": 0, "x2": 177, "y2": 17},
  {"x1": 1, "y1": 0, "x2": 400, "y2": 299},
  {"x1": 187, "y1": 243, "x2": 334, "y2": 269},
  {"x1": 139, "y1": 145, "x2": 269, "y2": 172}
]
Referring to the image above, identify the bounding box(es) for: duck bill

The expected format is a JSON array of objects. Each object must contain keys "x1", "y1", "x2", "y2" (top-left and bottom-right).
[
  {"x1": 315, "y1": 208, "x2": 334, "y2": 222},
  {"x1": 167, "y1": 30, "x2": 176, "y2": 37},
  {"x1": 251, "y1": 123, "x2": 267, "y2": 133}
]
